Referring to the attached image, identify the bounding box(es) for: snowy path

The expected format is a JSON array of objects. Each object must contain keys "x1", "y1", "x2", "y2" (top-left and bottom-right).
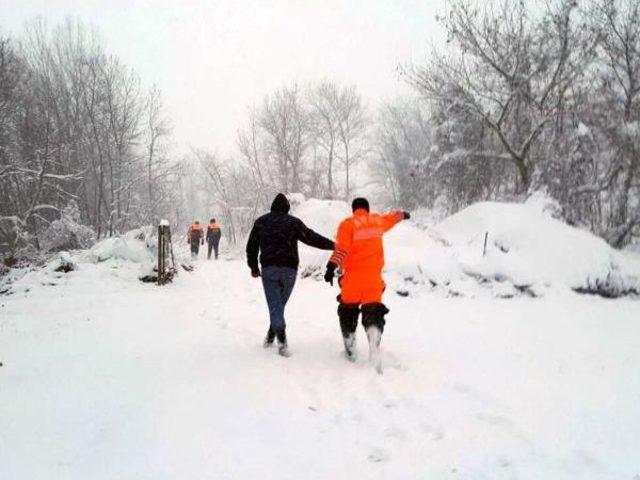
[{"x1": 1, "y1": 256, "x2": 640, "y2": 479}]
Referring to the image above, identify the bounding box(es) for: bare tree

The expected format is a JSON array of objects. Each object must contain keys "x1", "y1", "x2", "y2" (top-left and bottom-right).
[
  {"x1": 259, "y1": 85, "x2": 310, "y2": 194},
  {"x1": 196, "y1": 149, "x2": 257, "y2": 244},
  {"x1": 237, "y1": 108, "x2": 273, "y2": 207},
  {"x1": 590, "y1": 0, "x2": 640, "y2": 245},
  {"x1": 1, "y1": 18, "x2": 178, "y2": 260},
  {"x1": 335, "y1": 85, "x2": 367, "y2": 199},
  {"x1": 144, "y1": 85, "x2": 172, "y2": 223},
  {"x1": 371, "y1": 96, "x2": 433, "y2": 209},
  {"x1": 407, "y1": 0, "x2": 595, "y2": 194},
  {"x1": 308, "y1": 81, "x2": 341, "y2": 198}
]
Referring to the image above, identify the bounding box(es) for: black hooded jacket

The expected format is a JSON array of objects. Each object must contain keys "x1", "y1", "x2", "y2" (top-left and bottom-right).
[{"x1": 246, "y1": 194, "x2": 335, "y2": 272}]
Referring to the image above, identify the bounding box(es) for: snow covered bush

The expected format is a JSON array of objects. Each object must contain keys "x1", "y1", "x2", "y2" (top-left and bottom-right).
[
  {"x1": 525, "y1": 191, "x2": 563, "y2": 219},
  {"x1": 0, "y1": 216, "x2": 20, "y2": 256},
  {"x1": 287, "y1": 193, "x2": 307, "y2": 209},
  {"x1": 89, "y1": 227, "x2": 155, "y2": 265},
  {"x1": 40, "y1": 202, "x2": 96, "y2": 253},
  {"x1": 52, "y1": 251, "x2": 77, "y2": 273},
  {"x1": 0, "y1": 216, "x2": 39, "y2": 266}
]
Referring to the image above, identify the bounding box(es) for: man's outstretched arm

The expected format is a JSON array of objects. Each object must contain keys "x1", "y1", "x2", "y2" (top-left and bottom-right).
[
  {"x1": 298, "y1": 221, "x2": 335, "y2": 251},
  {"x1": 381, "y1": 210, "x2": 410, "y2": 232}
]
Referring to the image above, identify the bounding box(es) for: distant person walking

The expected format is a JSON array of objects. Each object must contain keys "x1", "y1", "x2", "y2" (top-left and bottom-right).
[
  {"x1": 246, "y1": 193, "x2": 334, "y2": 357},
  {"x1": 187, "y1": 220, "x2": 204, "y2": 259},
  {"x1": 206, "y1": 218, "x2": 222, "y2": 260}
]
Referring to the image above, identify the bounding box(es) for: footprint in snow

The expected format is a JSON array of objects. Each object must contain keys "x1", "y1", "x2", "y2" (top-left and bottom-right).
[
  {"x1": 384, "y1": 426, "x2": 408, "y2": 441},
  {"x1": 453, "y1": 383, "x2": 506, "y2": 409},
  {"x1": 381, "y1": 351, "x2": 408, "y2": 371},
  {"x1": 474, "y1": 412, "x2": 512, "y2": 426},
  {"x1": 367, "y1": 448, "x2": 389, "y2": 463},
  {"x1": 420, "y1": 422, "x2": 445, "y2": 441},
  {"x1": 474, "y1": 412, "x2": 531, "y2": 444}
]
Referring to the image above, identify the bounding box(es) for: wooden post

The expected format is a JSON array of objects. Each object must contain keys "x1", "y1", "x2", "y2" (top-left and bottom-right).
[
  {"x1": 168, "y1": 228, "x2": 176, "y2": 273},
  {"x1": 158, "y1": 225, "x2": 165, "y2": 285},
  {"x1": 157, "y1": 222, "x2": 176, "y2": 285}
]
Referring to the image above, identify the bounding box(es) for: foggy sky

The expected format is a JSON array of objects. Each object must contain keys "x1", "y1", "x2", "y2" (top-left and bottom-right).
[{"x1": 1, "y1": 0, "x2": 444, "y2": 155}]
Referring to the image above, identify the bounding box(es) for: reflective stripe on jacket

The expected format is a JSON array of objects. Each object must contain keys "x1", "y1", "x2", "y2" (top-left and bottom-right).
[{"x1": 329, "y1": 209, "x2": 403, "y2": 272}]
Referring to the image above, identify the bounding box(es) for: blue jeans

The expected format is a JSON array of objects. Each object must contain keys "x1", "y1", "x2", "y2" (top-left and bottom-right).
[{"x1": 261, "y1": 266, "x2": 297, "y2": 333}]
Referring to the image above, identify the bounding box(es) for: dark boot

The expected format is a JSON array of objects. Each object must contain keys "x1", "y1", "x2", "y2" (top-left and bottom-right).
[
  {"x1": 361, "y1": 303, "x2": 388, "y2": 334},
  {"x1": 276, "y1": 329, "x2": 290, "y2": 357},
  {"x1": 361, "y1": 303, "x2": 389, "y2": 373},
  {"x1": 263, "y1": 327, "x2": 276, "y2": 348},
  {"x1": 338, "y1": 303, "x2": 360, "y2": 361}
]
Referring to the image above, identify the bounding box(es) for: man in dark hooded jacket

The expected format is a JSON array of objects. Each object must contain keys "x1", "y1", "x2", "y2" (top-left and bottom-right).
[{"x1": 246, "y1": 193, "x2": 334, "y2": 356}]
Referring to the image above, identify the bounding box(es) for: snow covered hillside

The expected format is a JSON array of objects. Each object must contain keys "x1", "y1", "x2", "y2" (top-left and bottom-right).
[{"x1": 1, "y1": 198, "x2": 640, "y2": 479}]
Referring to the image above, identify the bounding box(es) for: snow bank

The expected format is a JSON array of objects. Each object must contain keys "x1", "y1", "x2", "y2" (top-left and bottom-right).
[
  {"x1": 0, "y1": 227, "x2": 160, "y2": 296},
  {"x1": 89, "y1": 227, "x2": 155, "y2": 265},
  {"x1": 434, "y1": 199, "x2": 640, "y2": 296},
  {"x1": 292, "y1": 195, "x2": 640, "y2": 298},
  {"x1": 4, "y1": 195, "x2": 639, "y2": 299},
  {"x1": 293, "y1": 197, "x2": 351, "y2": 278}
]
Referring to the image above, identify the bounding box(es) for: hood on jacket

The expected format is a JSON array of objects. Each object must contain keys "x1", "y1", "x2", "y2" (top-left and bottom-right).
[{"x1": 270, "y1": 193, "x2": 290, "y2": 214}]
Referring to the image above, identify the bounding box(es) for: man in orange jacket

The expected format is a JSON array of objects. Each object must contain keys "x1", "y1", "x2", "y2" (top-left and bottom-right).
[
  {"x1": 324, "y1": 198, "x2": 410, "y2": 367},
  {"x1": 187, "y1": 220, "x2": 204, "y2": 259},
  {"x1": 206, "y1": 218, "x2": 222, "y2": 260}
]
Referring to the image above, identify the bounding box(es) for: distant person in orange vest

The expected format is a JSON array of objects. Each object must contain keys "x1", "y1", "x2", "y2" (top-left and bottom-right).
[
  {"x1": 187, "y1": 220, "x2": 204, "y2": 259},
  {"x1": 206, "y1": 218, "x2": 222, "y2": 260},
  {"x1": 324, "y1": 198, "x2": 410, "y2": 370}
]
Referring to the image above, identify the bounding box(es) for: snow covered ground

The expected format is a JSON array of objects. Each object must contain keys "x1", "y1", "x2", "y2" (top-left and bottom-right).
[{"x1": 1, "y1": 199, "x2": 640, "y2": 479}]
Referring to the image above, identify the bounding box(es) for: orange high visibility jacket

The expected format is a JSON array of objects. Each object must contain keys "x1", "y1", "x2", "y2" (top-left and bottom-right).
[
  {"x1": 188, "y1": 223, "x2": 204, "y2": 240},
  {"x1": 329, "y1": 209, "x2": 404, "y2": 272},
  {"x1": 207, "y1": 222, "x2": 221, "y2": 241}
]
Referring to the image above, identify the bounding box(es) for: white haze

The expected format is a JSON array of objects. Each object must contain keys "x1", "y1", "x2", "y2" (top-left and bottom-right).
[{"x1": 0, "y1": 0, "x2": 444, "y2": 154}]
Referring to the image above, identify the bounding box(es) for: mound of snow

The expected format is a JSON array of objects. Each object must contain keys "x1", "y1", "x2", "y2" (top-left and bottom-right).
[
  {"x1": 291, "y1": 196, "x2": 640, "y2": 298},
  {"x1": 434, "y1": 200, "x2": 640, "y2": 296},
  {"x1": 89, "y1": 227, "x2": 156, "y2": 265},
  {"x1": 1, "y1": 226, "x2": 187, "y2": 296},
  {"x1": 292, "y1": 197, "x2": 351, "y2": 278}
]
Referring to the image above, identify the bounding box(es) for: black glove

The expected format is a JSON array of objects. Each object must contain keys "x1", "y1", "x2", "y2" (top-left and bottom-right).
[
  {"x1": 324, "y1": 262, "x2": 337, "y2": 286},
  {"x1": 403, "y1": 211, "x2": 411, "y2": 220},
  {"x1": 251, "y1": 268, "x2": 261, "y2": 278}
]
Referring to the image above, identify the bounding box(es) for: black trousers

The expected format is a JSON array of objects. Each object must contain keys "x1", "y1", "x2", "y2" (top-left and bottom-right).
[
  {"x1": 207, "y1": 237, "x2": 220, "y2": 259},
  {"x1": 190, "y1": 239, "x2": 200, "y2": 256}
]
